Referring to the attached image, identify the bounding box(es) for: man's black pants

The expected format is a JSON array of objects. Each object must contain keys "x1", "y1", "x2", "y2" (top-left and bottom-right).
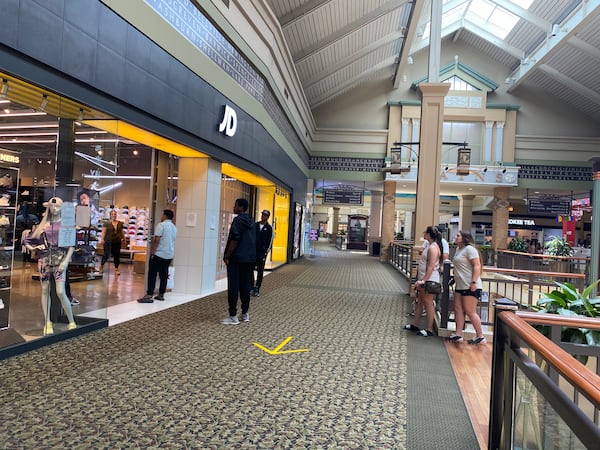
[
  {"x1": 252, "y1": 258, "x2": 266, "y2": 289},
  {"x1": 147, "y1": 255, "x2": 171, "y2": 295},
  {"x1": 227, "y1": 262, "x2": 254, "y2": 316}
]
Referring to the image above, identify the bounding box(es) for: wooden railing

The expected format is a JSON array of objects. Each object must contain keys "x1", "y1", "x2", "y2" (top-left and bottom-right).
[
  {"x1": 489, "y1": 303, "x2": 600, "y2": 449},
  {"x1": 496, "y1": 249, "x2": 590, "y2": 284},
  {"x1": 439, "y1": 263, "x2": 586, "y2": 329}
]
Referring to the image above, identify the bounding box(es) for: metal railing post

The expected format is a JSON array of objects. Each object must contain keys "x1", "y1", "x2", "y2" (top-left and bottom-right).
[
  {"x1": 441, "y1": 260, "x2": 451, "y2": 328},
  {"x1": 489, "y1": 298, "x2": 519, "y2": 450}
]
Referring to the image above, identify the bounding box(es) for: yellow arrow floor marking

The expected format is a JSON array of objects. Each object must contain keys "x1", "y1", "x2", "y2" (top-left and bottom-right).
[{"x1": 253, "y1": 336, "x2": 308, "y2": 355}]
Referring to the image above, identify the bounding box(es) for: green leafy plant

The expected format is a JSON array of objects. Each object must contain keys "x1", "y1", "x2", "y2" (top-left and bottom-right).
[
  {"x1": 544, "y1": 236, "x2": 574, "y2": 257},
  {"x1": 531, "y1": 280, "x2": 600, "y2": 361},
  {"x1": 508, "y1": 236, "x2": 528, "y2": 253}
]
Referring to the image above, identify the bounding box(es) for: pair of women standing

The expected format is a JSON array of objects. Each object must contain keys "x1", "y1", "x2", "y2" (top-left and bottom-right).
[{"x1": 403, "y1": 227, "x2": 486, "y2": 345}]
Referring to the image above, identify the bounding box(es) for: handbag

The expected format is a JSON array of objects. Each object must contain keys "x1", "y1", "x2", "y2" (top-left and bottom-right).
[{"x1": 424, "y1": 280, "x2": 442, "y2": 295}]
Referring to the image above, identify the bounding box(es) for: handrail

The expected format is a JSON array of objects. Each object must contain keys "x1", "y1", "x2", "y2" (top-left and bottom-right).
[
  {"x1": 490, "y1": 306, "x2": 600, "y2": 449},
  {"x1": 517, "y1": 310, "x2": 600, "y2": 329},
  {"x1": 500, "y1": 311, "x2": 600, "y2": 406},
  {"x1": 482, "y1": 266, "x2": 586, "y2": 279},
  {"x1": 497, "y1": 249, "x2": 590, "y2": 262}
]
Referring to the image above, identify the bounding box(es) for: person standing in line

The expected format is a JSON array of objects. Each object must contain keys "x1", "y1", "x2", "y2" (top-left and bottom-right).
[
  {"x1": 447, "y1": 230, "x2": 487, "y2": 344},
  {"x1": 221, "y1": 198, "x2": 256, "y2": 324},
  {"x1": 403, "y1": 226, "x2": 443, "y2": 337},
  {"x1": 99, "y1": 210, "x2": 126, "y2": 275},
  {"x1": 251, "y1": 209, "x2": 273, "y2": 297},
  {"x1": 138, "y1": 210, "x2": 177, "y2": 303}
]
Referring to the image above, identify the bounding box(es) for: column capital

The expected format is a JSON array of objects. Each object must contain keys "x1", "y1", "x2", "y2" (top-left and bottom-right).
[
  {"x1": 590, "y1": 156, "x2": 600, "y2": 173},
  {"x1": 417, "y1": 83, "x2": 451, "y2": 99}
]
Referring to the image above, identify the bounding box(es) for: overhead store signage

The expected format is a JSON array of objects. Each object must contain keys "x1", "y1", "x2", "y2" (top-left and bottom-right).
[
  {"x1": 528, "y1": 199, "x2": 570, "y2": 216},
  {"x1": 508, "y1": 218, "x2": 535, "y2": 226},
  {"x1": 218, "y1": 105, "x2": 237, "y2": 137},
  {"x1": 323, "y1": 188, "x2": 364, "y2": 205}
]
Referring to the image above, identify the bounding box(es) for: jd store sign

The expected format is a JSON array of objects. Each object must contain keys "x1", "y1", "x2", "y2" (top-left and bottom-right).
[{"x1": 218, "y1": 104, "x2": 237, "y2": 137}]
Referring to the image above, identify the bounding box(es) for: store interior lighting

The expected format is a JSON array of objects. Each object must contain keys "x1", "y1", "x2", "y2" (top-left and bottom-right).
[
  {"x1": 0, "y1": 79, "x2": 7, "y2": 98},
  {"x1": 39, "y1": 94, "x2": 49, "y2": 111}
]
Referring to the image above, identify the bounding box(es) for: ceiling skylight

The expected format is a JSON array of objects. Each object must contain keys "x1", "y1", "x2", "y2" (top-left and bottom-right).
[{"x1": 421, "y1": 0, "x2": 535, "y2": 42}]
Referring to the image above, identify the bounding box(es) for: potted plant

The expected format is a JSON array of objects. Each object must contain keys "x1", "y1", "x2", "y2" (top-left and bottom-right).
[
  {"x1": 532, "y1": 280, "x2": 600, "y2": 362},
  {"x1": 508, "y1": 237, "x2": 528, "y2": 253},
  {"x1": 507, "y1": 237, "x2": 529, "y2": 269},
  {"x1": 544, "y1": 236, "x2": 573, "y2": 273},
  {"x1": 544, "y1": 236, "x2": 574, "y2": 256}
]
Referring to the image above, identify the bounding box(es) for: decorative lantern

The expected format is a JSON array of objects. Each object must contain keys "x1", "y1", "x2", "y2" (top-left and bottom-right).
[{"x1": 456, "y1": 147, "x2": 471, "y2": 175}]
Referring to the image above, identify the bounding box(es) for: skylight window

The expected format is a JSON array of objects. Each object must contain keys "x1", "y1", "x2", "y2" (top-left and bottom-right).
[
  {"x1": 467, "y1": 0, "x2": 519, "y2": 39},
  {"x1": 420, "y1": 0, "x2": 534, "y2": 43}
]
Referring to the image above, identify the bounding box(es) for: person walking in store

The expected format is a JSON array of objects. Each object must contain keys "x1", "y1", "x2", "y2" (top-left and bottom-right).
[
  {"x1": 403, "y1": 226, "x2": 443, "y2": 337},
  {"x1": 447, "y1": 230, "x2": 487, "y2": 345},
  {"x1": 99, "y1": 210, "x2": 126, "y2": 275},
  {"x1": 221, "y1": 198, "x2": 256, "y2": 324},
  {"x1": 138, "y1": 209, "x2": 177, "y2": 303},
  {"x1": 251, "y1": 209, "x2": 273, "y2": 297}
]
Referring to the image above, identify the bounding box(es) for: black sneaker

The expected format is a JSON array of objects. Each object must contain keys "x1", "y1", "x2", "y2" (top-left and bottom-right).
[
  {"x1": 137, "y1": 294, "x2": 154, "y2": 303},
  {"x1": 416, "y1": 329, "x2": 434, "y2": 337},
  {"x1": 447, "y1": 334, "x2": 463, "y2": 343},
  {"x1": 154, "y1": 294, "x2": 165, "y2": 301},
  {"x1": 254, "y1": 289, "x2": 260, "y2": 298},
  {"x1": 468, "y1": 336, "x2": 487, "y2": 345}
]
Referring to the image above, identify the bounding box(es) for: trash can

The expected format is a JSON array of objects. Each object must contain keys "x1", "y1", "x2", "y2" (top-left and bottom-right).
[{"x1": 372, "y1": 241, "x2": 381, "y2": 256}]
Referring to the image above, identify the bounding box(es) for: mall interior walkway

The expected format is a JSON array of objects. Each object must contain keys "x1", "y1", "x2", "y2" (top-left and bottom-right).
[{"x1": 0, "y1": 240, "x2": 479, "y2": 449}]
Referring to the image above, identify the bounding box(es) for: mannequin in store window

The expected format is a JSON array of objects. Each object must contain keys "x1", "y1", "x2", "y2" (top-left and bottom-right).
[{"x1": 25, "y1": 197, "x2": 76, "y2": 335}]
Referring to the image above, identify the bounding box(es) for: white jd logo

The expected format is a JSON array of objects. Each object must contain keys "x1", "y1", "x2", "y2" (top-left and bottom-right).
[{"x1": 218, "y1": 105, "x2": 237, "y2": 137}]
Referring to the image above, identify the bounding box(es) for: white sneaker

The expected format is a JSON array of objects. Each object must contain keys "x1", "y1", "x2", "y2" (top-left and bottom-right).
[
  {"x1": 241, "y1": 313, "x2": 250, "y2": 322},
  {"x1": 221, "y1": 316, "x2": 240, "y2": 325}
]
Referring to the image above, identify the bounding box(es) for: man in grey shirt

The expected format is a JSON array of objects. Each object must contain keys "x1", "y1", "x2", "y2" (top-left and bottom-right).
[{"x1": 138, "y1": 209, "x2": 177, "y2": 303}]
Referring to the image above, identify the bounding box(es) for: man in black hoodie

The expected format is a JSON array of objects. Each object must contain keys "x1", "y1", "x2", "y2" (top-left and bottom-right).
[{"x1": 222, "y1": 198, "x2": 256, "y2": 324}]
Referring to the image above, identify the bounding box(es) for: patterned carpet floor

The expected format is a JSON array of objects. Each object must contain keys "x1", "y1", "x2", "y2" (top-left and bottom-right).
[{"x1": 0, "y1": 241, "x2": 476, "y2": 449}]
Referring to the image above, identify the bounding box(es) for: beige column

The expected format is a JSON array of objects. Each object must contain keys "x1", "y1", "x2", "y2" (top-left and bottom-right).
[
  {"x1": 491, "y1": 186, "x2": 510, "y2": 251},
  {"x1": 369, "y1": 190, "x2": 382, "y2": 241},
  {"x1": 414, "y1": 83, "x2": 450, "y2": 240},
  {"x1": 380, "y1": 181, "x2": 396, "y2": 261},
  {"x1": 331, "y1": 207, "x2": 340, "y2": 238},
  {"x1": 175, "y1": 157, "x2": 222, "y2": 296},
  {"x1": 458, "y1": 195, "x2": 475, "y2": 232}
]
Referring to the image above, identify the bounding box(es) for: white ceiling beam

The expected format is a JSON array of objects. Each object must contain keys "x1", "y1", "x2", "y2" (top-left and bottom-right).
[
  {"x1": 462, "y1": 21, "x2": 525, "y2": 59},
  {"x1": 304, "y1": 31, "x2": 405, "y2": 89},
  {"x1": 293, "y1": 0, "x2": 411, "y2": 63},
  {"x1": 493, "y1": 0, "x2": 551, "y2": 32},
  {"x1": 393, "y1": 0, "x2": 425, "y2": 88},
  {"x1": 310, "y1": 56, "x2": 397, "y2": 108},
  {"x1": 279, "y1": 0, "x2": 332, "y2": 29},
  {"x1": 410, "y1": 19, "x2": 463, "y2": 54},
  {"x1": 537, "y1": 64, "x2": 600, "y2": 105},
  {"x1": 508, "y1": 0, "x2": 600, "y2": 91},
  {"x1": 567, "y1": 36, "x2": 600, "y2": 62}
]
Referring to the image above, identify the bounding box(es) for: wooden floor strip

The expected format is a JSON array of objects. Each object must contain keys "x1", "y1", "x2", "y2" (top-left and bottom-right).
[{"x1": 446, "y1": 340, "x2": 493, "y2": 450}]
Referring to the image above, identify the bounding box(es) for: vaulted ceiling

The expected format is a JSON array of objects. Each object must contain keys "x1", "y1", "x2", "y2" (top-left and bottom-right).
[{"x1": 265, "y1": 0, "x2": 600, "y2": 122}]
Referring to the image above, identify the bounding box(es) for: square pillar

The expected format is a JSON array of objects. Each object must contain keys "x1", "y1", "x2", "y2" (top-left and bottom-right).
[{"x1": 414, "y1": 83, "x2": 450, "y2": 240}]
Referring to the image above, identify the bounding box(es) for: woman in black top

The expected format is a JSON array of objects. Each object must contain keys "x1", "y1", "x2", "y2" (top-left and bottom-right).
[{"x1": 100, "y1": 210, "x2": 126, "y2": 275}]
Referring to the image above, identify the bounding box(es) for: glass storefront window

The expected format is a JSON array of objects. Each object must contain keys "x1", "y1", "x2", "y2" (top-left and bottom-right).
[{"x1": 0, "y1": 73, "x2": 162, "y2": 354}]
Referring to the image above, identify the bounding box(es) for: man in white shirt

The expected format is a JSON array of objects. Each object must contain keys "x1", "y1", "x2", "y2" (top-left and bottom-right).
[{"x1": 138, "y1": 210, "x2": 177, "y2": 303}]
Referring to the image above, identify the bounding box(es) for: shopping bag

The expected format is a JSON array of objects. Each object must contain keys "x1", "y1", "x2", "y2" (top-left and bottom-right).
[{"x1": 167, "y1": 266, "x2": 175, "y2": 289}]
